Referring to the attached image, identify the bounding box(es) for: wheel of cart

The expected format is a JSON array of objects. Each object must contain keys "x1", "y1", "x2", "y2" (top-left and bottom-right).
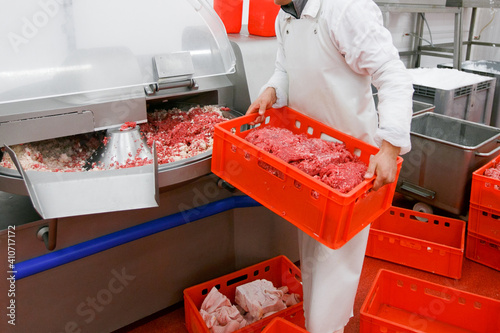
[{"x1": 413, "y1": 201, "x2": 433, "y2": 214}]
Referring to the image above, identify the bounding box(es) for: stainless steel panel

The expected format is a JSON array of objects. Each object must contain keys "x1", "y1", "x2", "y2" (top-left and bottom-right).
[
  {"x1": 412, "y1": 100, "x2": 436, "y2": 115},
  {"x1": 229, "y1": 28, "x2": 278, "y2": 102},
  {"x1": 0, "y1": 111, "x2": 95, "y2": 147},
  {"x1": 0, "y1": 90, "x2": 148, "y2": 146}
]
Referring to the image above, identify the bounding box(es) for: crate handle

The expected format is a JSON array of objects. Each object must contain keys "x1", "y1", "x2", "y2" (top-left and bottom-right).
[
  {"x1": 400, "y1": 240, "x2": 422, "y2": 250},
  {"x1": 424, "y1": 287, "x2": 451, "y2": 301},
  {"x1": 475, "y1": 141, "x2": 500, "y2": 157},
  {"x1": 227, "y1": 274, "x2": 248, "y2": 287}
]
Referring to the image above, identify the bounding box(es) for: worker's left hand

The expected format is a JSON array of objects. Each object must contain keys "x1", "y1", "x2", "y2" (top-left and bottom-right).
[{"x1": 364, "y1": 140, "x2": 400, "y2": 191}]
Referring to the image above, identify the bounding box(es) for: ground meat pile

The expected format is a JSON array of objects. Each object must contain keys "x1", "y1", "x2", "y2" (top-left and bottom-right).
[
  {"x1": 139, "y1": 105, "x2": 227, "y2": 164},
  {"x1": 485, "y1": 163, "x2": 500, "y2": 181},
  {"x1": 0, "y1": 105, "x2": 228, "y2": 172},
  {"x1": 0, "y1": 134, "x2": 102, "y2": 172},
  {"x1": 245, "y1": 127, "x2": 368, "y2": 193}
]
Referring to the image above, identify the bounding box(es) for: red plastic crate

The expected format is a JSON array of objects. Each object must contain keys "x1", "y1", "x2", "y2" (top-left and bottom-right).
[
  {"x1": 468, "y1": 204, "x2": 500, "y2": 242},
  {"x1": 183, "y1": 256, "x2": 304, "y2": 333},
  {"x1": 471, "y1": 154, "x2": 500, "y2": 212},
  {"x1": 466, "y1": 232, "x2": 500, "y2": 271},
  {"x1": 360, "y1": 269, "x2": 500, "y2": 333},
  {"x1": 212, "y1": 107, "x2": 402, "y2": 249},
  {"x1": 262, "y1": 317, "x2": 308, "y2": 333},
  {"x1": 366, "y1": 206, "x2": 465, "y2": 279}
]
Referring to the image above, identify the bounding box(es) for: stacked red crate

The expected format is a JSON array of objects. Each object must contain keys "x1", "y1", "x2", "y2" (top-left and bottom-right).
[
  {"x1": 468, "y1": 155, "x2": 500, "y2": 271},
  {"x1": 365, "y1": 206, "x2": 466, "y2": 279},
  {"x1": 360, "y1": 269, "x2": 500, "y2": 333}
]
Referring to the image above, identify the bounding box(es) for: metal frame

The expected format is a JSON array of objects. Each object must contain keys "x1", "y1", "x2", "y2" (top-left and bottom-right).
[{"x1": 375, "y1": 0, "x2": 500, "y2": 69}]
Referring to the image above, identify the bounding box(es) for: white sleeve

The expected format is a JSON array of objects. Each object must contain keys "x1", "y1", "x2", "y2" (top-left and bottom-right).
[
  {"x1": 259, "y1": 11, "x2": 289, "y2": 108},
  {"x1": 372, "y1": 60, "x2": 413, "y2": 155},
  {"x1": 331, "y1": 0, "x2": 413, "y2": 154}
]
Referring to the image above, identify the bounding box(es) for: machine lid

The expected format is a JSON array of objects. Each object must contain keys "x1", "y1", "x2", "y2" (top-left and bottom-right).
[{"x1": 0, "y1": 0, "x2": 236, "y2": 105}]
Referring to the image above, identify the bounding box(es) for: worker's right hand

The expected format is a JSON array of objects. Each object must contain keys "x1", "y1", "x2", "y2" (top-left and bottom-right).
[
  {"x1": 364, "y1": 140, "x2": 401, "y2": 191},
  {"x1": 246, "y1": 87, "x2": 277, "y2": 124}
]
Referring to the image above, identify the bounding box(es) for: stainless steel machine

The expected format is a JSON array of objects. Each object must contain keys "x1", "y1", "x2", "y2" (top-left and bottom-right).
[
  {"x1": 0, "y1": 0, "x2": 247, "y2": 204},
  {"x1": 0, "y1": 2, "x2": 298, "y2": 332},
  {"x1": 397, "y1": 112, "x2": 500, "y2": 216}
]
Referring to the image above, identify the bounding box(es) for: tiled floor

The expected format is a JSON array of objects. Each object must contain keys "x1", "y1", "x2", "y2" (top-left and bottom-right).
[{"x1": 114, "y1": 255, "x2": 499, "y2": 333}]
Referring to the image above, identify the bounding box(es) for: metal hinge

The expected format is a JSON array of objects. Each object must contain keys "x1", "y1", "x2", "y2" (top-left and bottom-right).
[{"x1": 145, "y1": 52, "x2": 198, "y2": 96}]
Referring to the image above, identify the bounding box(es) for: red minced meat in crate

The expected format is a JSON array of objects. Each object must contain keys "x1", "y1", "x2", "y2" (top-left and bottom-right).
[
  {"x1": 485, "y1": 163, "x2": 500, "y2": 180},
  {"x1": 245, "y1": 127, "x2": 367, "y2": 193}
]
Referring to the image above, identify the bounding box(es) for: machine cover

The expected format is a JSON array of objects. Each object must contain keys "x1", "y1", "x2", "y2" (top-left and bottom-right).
[{"x1": 0, "y1": 0, "x2": 236, "y2": 105}]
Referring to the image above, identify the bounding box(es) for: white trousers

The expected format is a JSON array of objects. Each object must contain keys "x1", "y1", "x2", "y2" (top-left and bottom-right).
[{"x1": 298, "y1": 225, "x2": 370, "y2": 333}]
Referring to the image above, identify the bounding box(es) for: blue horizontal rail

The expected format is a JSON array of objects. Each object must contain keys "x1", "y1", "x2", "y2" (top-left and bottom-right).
[{"x1": 15, "y1": 195, "x2": 260, "y2": 280}]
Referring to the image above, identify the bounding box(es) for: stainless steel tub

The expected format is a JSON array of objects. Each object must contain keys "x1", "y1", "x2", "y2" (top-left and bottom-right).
[{"x1": 397, "y1": 112, "x2": 500, "y2": 215}]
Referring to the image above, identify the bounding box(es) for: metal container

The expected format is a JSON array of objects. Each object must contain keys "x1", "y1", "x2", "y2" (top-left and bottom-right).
[
  {"x1": 397, "y1": 112, "x2": 500, "y2": 215},
  {"x1": 439, "y1": 60, "x2": 500, "y2": 128},
  {"x1": 412, "y1": 100, "x2": 436, "y2": 116},
  {"x1": 409, "y1": 68, "x2": 496, "y2": 125}
]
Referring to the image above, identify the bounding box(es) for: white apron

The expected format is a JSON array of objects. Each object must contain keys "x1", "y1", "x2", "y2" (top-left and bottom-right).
[{"x1": 280, "y1": 5, "x2": 377, "y2": 333}]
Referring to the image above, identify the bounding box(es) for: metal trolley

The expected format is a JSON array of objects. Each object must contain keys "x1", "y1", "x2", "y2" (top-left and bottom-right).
[{"x1": 397, "y1": 112, "x2": 500, "y2": 216}]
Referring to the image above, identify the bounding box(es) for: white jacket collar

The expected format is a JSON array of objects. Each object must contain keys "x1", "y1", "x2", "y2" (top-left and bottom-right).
[
  {"x1": 282, "y1": 0, "x2": 320, "y2": 19},
  {"x1": 302, "y1": 0, "x2": 320, "y2": 18}
]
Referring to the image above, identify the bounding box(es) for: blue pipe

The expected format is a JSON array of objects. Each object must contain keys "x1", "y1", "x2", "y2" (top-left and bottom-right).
[{"x1": 14, "y1": 195, "x2": 260, "y2": 280}]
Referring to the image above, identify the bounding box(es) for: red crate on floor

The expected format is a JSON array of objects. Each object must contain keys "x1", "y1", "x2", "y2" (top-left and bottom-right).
[
  {"x1": 366, "y1": 206, "x2": 465, "y2": 279},
  {"x1": 470, "y1": 154, "x2": 500, "y2": 212},
  {"x1": 466, "y1": 232, "x2": 500, "y2": 271},
  {"x1": 212, "y1": 107, "x2": 402, "y2": 249},
  {"x1": 468, "y1": 204, "x2": 500, "y2": 242},
  {"x1": 360, "y1": 269, "x2": 500, "y2": 333},
  {"x1": 262, "y1": 317, "x2": 308, "y2": 333},
  {"x1": 183, "y1": 255, "x2": 304, "y2": 333}
]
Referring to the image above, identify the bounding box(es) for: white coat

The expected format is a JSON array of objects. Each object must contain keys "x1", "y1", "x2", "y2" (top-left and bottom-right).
[{"x1": 260, "y1": 0, "x2": 414, "y2": 332}]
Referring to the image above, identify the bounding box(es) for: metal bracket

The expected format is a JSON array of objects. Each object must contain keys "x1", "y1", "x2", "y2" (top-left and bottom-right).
[
  {"x1": 148, "y1": 52, "x2": 198, "y2": 95},
  {"x1": 36, "y1": 219, "x2": 58, "y2": 251},
  {"x1": 399, "y1": 181, "x2": 436, "y2": 200}
]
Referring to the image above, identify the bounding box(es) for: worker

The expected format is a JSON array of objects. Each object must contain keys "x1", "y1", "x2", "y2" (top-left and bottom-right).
[{"x1": 246, "y1": 0, "x2": 413, "y2": 332}]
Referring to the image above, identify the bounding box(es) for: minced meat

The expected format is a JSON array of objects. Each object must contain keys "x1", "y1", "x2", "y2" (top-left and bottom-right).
[
  {"x1": 485, "y1": 163, "x2": 500, "y2": 181},
  {"x1": 0, "y1": 105, "x2": 228, "y2": 172},
  {"x1": 245, "y1": 126, "x2": 367, "y2": 193}
]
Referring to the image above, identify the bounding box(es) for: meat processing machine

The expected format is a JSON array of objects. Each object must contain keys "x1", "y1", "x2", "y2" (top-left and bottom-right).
[{"x1": 0, "y1": 1, "x2": 298, "y2": 332}]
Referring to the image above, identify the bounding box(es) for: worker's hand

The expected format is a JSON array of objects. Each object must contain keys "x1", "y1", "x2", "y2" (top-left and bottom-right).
[
  {"x1": 246, "y1": 87, "x2": 277, "y2": 124},
  {"x1": 364, "y1": 140, "x2": 400, "y2": 191}
]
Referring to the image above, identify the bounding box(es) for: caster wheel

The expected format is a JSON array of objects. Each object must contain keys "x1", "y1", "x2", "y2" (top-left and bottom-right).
[{"x1": 413, "y1": 202, "x2": 433, "y2": 220}]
